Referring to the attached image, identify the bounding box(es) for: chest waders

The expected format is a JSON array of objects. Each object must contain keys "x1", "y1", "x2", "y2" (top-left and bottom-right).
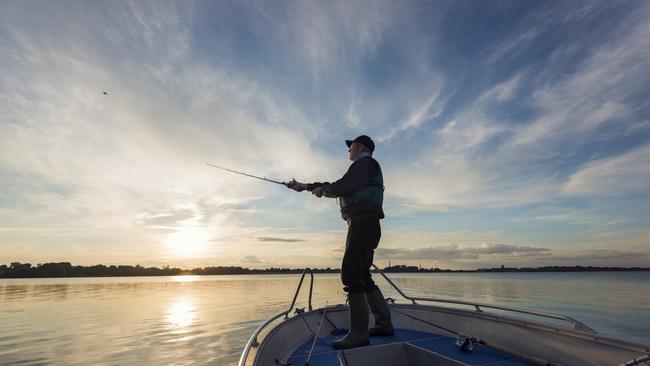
[{"x1": 333, "y1": 157, "x2": 391, "y2": 349}]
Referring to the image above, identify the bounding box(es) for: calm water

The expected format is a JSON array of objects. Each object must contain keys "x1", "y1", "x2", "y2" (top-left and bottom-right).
[{"x1": 1, "y1": 272, "x2": 649, "y2": 365}]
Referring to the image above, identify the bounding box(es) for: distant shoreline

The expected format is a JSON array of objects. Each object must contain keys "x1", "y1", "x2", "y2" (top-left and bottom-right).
[{"x1": 1, "y1": 262, "x2": 649, "y2": 278}]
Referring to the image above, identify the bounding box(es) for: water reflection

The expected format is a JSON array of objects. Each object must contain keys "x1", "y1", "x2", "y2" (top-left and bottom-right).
[
  {"x1": 166, "y1": 297, "x2": 195, "y2": 329},
  {"x1": 0, "y1": 273, "x2": 648, "y2": 365},
  {"x1": 2, "y1": 285, "x2": 29, "y2": 301},
  {"x1": 171, "y1": 275, "x2": 200, "y2": 283},
  {"x1": 32, "y1": 284, "x2": 69, "y2": 301}
]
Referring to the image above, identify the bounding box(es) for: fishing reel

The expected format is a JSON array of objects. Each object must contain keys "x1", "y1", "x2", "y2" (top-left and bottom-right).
[{"x1": 455, "y1": 336, "x2": 480, "y2": 353}]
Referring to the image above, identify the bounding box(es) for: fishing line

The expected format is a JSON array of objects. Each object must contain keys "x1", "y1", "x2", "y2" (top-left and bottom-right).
[
  {"x1": 390, "y1": 307, "x2": 483, "y2": 352},
  {"x1": 390, "y1": 308, "x2": 466, "y2": 338},
  {"x1": 305, "y1": 305, "x2": 329, "y2": 365},
  {"x1": 299, "y1": 313, "x2": 332, "y2": 348},
  {"x1": 206, "y1": 162, "x2": 289, "y2": 187}
]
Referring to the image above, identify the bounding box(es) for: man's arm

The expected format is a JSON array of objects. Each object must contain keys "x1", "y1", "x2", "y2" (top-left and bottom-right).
[
  {"x1": 288, "y1": 159, "x2": 372, "y2": 198},
  {"x1": 319, "y1": 159, "x2": 372, "y2": 197},
  {"x1": 287, "y1": 179, "x2": 329, "y2": 192}
]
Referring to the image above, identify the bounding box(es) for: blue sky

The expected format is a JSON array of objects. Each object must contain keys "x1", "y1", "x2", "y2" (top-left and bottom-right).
[{"x1": 1, "y1": 0, "x2": 649, "y2": 269}]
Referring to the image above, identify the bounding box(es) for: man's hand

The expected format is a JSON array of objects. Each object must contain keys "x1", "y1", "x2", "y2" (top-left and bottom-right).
[
  {"x1": 312, "y1": 186, "x2": 324, "y2": 198},
  {"x1": 287, "y1": 179, "x2": 307, "y2": 192}
]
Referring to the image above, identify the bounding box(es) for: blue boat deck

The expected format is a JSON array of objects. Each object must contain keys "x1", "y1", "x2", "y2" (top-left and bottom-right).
[{"x1": 287, "y1": 329, "x2": 533, "y2": 366}]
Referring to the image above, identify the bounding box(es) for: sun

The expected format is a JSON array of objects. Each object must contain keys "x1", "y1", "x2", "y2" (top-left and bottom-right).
[{"x1": 165, "y1": 227, "x2": 210, "y2": 257}]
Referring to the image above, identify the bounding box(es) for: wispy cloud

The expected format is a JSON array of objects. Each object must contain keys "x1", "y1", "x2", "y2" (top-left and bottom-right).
[
  {"x1": 1, "y1": 1, "x2": 648, "y2": 268},
  {"x1": 559, "y1": 249, "x2": 645, "y2": 261},
  {"x1": 241, "y1": 255, "x2": 264, "y2": 264},
  {"x1": 563, "y1": 144, "x2": 650, "y2": 197},
  {"x1": 0, "y1": 1, "x2": 344, "y2": 265},
  {"x1": 383, "y1": 2, "x2": 650, "y2": 212},
  {"x1": 376, "y1": 243, "x2": 551, "y2": 261},
  {"x1": 378, "y1": 84, "x2": 444, "y2": 142},
  {"x1": 256, "y1": 237, "x2": 305, "y2": 243},
  {"x1": 251, "y1": 0, "x2": 401, "y2": 82},
  {"x1": 512, "y1": 10, "x2": 650, "y2": 147}
]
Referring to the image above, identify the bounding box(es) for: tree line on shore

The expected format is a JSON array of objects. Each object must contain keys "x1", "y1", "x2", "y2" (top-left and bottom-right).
[
  {"x1": 1, "y1": 262, "x2": 648, "y2": 278},
  {"x1": 0, "y1": 262, "x2": 340, "y2": 278}
]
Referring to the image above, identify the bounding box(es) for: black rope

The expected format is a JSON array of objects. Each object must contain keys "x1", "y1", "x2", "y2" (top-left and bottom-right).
[
  {"x1": 322, "y1": 312, "x2": 346, "y2": 335},
  {"x1": 323, "y1": 312, "x2": 337, "y2": 329}
]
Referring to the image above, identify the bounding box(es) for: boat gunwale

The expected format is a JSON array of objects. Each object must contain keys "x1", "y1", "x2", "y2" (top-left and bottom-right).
[
  {"x1": 239, "y1": 268, "x2": 650, "y2": 365},
  {"x1": 243, "y1": 302, "x2": 650, "y2": 365},
  {"x1": 387, "y1": 302, "x2": 650, "y2": 354}
]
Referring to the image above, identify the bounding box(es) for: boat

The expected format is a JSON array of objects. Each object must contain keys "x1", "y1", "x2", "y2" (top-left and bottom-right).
[{"x1": 239, "y1": 266, "x2": 649, "y2": 366}]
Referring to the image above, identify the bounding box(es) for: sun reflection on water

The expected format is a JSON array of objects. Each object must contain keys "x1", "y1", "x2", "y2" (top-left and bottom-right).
[
  {"x1": 2, "y1": 273, "x2": 649, "y2": 364},
  {"x1": 166, "y1": 298, "x2": 195, "y2": 329},
  {"x1": 172, "y1": 275, "x2": 200, "y2": 283}
]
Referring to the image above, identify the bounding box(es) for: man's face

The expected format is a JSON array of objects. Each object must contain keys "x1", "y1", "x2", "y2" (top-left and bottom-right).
[{"x1": 348, "y1": 142, "x2": 365, "y2": 161}]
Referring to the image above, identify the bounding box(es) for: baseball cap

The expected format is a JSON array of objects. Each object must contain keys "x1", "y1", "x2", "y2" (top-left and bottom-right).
[{"x1": 345, "y1": 135, "x2": 375, "y2": 152}]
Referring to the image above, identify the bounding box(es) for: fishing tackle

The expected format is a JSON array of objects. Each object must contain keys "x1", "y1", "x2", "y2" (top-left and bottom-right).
[{"x1": 206, "y1": 163, "x2": 290, "y2": 187}]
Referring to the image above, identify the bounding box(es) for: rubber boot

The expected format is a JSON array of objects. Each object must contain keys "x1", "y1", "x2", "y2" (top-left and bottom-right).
[
  {"x1": 367, "y1": 288, "x2": 394, "y2": 337},
  {"x1": 332, "y1": 293, "x2": 370, "y2": 349}
]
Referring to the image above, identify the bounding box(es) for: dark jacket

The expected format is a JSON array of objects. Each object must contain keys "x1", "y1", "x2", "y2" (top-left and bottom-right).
[{"x1": 309, "y1": 155, "x2": 385, "y2": 220}]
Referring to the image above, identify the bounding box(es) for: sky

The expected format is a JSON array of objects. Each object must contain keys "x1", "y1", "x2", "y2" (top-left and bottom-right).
[{"x1": 1, "y1": 0, "x2": 649, "y2": 270}]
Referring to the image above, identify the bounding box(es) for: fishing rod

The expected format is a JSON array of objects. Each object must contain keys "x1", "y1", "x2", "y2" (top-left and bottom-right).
[{"x1": 206, "y1": 163, "x2": 290, "y2": 187}]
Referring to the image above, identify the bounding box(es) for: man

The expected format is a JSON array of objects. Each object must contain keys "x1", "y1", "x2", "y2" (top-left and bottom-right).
[{"x1": 288, "y1": 135, "x2": 394, "y2": 350}]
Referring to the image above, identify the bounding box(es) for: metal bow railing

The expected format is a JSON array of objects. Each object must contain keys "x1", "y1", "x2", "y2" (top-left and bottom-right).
[
  {"x1": 238, "y1": 265, "x2": 605, "y2": 366},
  {"x1": 238, "y1": 268, "x2": 314, "y2": 366},
  {"x1": 371, "y1": 264, "x2": 596, "y2": 333},
  {"x1": 618, "y1": 354, "x2": 650, "y2": 366}
]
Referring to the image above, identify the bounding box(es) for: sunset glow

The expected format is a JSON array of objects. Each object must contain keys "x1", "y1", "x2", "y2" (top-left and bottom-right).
[
  {"x1": 1, "y1": 1, "x2": 649, "y2": 270},
  {"x1": 165, "y1": 228, "x2": 211, "y2": 258}
]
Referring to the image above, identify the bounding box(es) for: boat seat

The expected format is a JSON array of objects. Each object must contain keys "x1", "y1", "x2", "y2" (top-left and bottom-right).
[{"x1": 338, "y1": 342, "x2": 470, "y2": 366}]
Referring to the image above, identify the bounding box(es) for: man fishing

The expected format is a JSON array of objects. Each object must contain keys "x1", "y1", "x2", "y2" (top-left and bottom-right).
[{"x1": 287, "y1": 135, "x2": 394, "y2": 350}]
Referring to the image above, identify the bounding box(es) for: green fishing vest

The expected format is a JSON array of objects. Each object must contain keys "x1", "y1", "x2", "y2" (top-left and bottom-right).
[{"x1": 338, "y1": 157, "x2": 385, "y2": 219}]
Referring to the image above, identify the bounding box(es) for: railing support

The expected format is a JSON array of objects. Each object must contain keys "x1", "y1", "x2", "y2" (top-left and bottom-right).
[
  {"x1": 238, "y1": 268, "x2": 314, "y2": 366},
  {"x1": 285, "y1": 268, "x2": 314, "y2": 318}
]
